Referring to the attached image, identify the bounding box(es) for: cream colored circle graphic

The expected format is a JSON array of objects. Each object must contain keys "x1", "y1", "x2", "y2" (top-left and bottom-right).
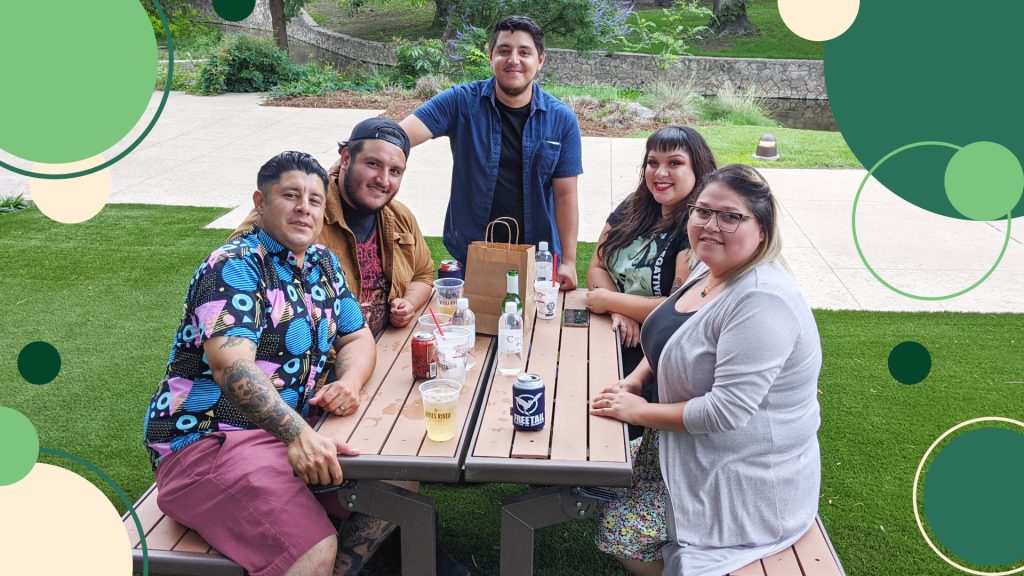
[
  {"x1": 912, "y1": 417, "x2": 1024, "y2": 576},
  {"x1": 0, "y1": 463, "x2": 131, "y2": 574},
  {"x1": 778, "y1": 0, "x2": 860, "y2": 41},
  {"x1": 29, "y1": 156, "x2": 111, "y2": 223}
]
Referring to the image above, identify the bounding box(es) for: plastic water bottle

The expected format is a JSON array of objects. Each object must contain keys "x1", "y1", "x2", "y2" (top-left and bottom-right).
[
  {"x1": 497, "y1": 302, "x2": 523, "y2": 376},
  {"x1": 451, "y1": 297, "x2": 476, "y2": 370},
  {"x1": 536, "y1": 241, "x2": 553, "y2": 283}
]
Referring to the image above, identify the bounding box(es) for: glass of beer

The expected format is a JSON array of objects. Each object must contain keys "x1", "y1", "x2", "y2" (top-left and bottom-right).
[
  {"x1": 433, "y1": 278, "x2": 464, "y2": 316},
  {"x1": 420, "y1": 379, "x2": 462, "y2": 442}
]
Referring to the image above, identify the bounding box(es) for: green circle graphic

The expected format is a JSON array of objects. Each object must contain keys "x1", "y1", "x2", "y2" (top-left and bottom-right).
[
  {"x1": 945, "y1": 142, "x2": 1024, "y2": 221},
  {"x1": 923, "y1": 427, "x2": 1024, "y2": 567},
  {"x1": 0, "y1": 407, "x2": 40, "y2": 486},
  {"x1": 825, "y1": 1, "x2": 1024, "y2": 220},
  {"x1": 0, "y1": 1, "x2": 173, "y2": 180},
  {"x1": 213, "y1": 0, "x2": 257, "y2": 22},
  {"x1": 40, "y1": 448, "x2": 149, "y2": 575},
  {"x1": 18, "y1": 341, "x2": 62, "y2": 385},
  {"x1": 887, "y1": 341, "x2": 930, "y2": 385},
  {"x1": 852, "y1": 141, "x2": 1013, "y2": 300}
]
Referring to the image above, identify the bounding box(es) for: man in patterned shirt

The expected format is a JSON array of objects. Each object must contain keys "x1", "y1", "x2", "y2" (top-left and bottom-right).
[{"x1": 144, "y1": 151, "x2": 376, "y2": 576}]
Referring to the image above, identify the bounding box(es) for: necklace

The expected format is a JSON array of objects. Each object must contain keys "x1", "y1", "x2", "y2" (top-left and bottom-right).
[{"x1": 700, "y1": 276, "x2": 726, "y2": 298}]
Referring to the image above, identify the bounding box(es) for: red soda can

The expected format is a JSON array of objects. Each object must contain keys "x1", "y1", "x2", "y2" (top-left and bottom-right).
[
  {"x1": 438, "y1": 259, "x2": 463, "y2": 279},
  {"x1": 412, "y1": 331, "x2": 437, "y2": 379}
]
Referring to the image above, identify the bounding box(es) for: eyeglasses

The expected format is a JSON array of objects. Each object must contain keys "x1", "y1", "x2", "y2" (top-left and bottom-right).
[{"x1": 687, "y1": 204, "x2": 753, "y2": 233}]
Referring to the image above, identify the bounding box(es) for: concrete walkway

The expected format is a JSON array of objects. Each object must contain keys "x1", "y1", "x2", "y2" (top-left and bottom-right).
[{"x1": 4, "y1": 92, "x2": 1022, "y2": 313}]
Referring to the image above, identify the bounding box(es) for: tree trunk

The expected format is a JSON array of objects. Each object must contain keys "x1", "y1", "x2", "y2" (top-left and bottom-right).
[
  {"x1": 269, "y1": 0, "x2": 289, "y2": 53},
  {"x1": 434, "y1": 0, "x2": 452, "y2": 29},
  {"x1": 711, "y1": 0, "x2": 757, "y2": 37}
]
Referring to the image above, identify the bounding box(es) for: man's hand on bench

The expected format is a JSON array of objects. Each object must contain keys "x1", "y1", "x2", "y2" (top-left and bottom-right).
[
  {"x1": 288, "y1": 428, "x2": 360, "y2": 486},
  {"x1": 310, "y1": 379, "x2": 361, "y2": 417}
]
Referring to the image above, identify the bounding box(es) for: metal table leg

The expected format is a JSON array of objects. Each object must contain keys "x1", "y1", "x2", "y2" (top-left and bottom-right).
[
  {"x1": 500, "y1": 486, "x2": 614, "y2": 576},
  {"x1": 336, "y1": 480, "x2": 437, "y2": 576}
]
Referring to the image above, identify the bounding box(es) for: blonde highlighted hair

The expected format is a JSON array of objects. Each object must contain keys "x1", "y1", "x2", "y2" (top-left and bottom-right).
[{"x1": 688, "y1": 164, "x2": 789, "y2": 282}]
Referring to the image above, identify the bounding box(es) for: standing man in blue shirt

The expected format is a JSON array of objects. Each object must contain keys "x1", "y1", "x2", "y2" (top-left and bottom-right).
[{"x1": 400, "y1": 15, "x2": 583, "y2": 289}]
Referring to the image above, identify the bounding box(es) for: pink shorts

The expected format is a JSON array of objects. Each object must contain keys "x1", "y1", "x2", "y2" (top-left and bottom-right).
[{"x1": 156, "y1": 429, "x2": 350, "y2": 576}]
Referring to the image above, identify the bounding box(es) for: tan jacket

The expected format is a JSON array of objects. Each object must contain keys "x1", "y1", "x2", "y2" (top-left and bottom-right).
[{"x1": 231, "y1": 159, "x2": 435, "y2": 301}]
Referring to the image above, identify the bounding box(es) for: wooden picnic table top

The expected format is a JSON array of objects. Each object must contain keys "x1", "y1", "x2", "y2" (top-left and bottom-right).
[
  {"x1": 464, "y1": 289, "x2": 633, "y2": 487},
  {"x1": 317, "y1": 295, "x2": 496, "y2": 483}
]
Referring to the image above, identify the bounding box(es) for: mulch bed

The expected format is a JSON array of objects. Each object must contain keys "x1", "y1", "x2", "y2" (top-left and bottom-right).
[{"x1": 266, "y1": 91, "x2": 659, "y2": 137}]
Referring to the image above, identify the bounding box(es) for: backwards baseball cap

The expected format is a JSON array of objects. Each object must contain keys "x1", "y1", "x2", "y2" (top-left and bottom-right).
[{"x1": 347, "y1": 118, "x2": 411, "y2": 158}]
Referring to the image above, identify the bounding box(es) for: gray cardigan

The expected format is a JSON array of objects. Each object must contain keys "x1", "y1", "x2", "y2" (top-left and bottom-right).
[{"x1": 653, "y1": 260, "x2": 822, "y2": 576}]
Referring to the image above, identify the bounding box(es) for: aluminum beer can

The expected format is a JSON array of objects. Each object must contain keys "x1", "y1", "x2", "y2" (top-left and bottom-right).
[
  {"x1": 412, "y1": 332, "x2": 437, "y2": 379},
  {"x1": 512, "y1": 373, "x2": 545, "y2": 431},
  {"x1": 438, "y1": 259, "x2": 463, "y2": 279}
]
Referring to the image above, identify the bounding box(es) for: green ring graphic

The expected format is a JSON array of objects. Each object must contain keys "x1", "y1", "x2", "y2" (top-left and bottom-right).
[
  {"x1": 0, "y1": 0, "x2": 173, "y2": 180},
  {"x1": 39, "y1": 448, "x2": 148, "y2": 576},
  {"x1": 852, "y1": 141, "x2": 1013, "y2": 301}
]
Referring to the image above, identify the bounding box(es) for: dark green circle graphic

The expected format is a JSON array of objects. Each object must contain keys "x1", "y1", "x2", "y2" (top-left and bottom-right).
[
  {"x1": 825, "y1": 1, "x2": 1024, "y2": 220},
  {"x1": 923, "y1": 427, "x2": 1024, "y2": 566},
  {"x1": 0, "y1": 1, "x2": 173, "y2": 180},
  {"x1": 18, "y1": 341, "x2": 62, "y2": 385},
  {"x1": 887, "y1": 341, "x2": 931, "y2": 384},
  {"x1": 213, "y1": 0, "x2": 257, "y2": 22}
]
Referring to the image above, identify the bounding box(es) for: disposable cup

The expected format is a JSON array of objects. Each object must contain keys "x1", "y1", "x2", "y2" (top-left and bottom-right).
[
  {"x1": 420, "y1": 379, "x2": 462, "y2": 442},
  {"x1": 433, "y1": 278, "x2": 465, "y2": 316},
  {"x1": 418, "y1": 313, "x2": 452, "y2": 333},
  {"x1": 434, "y1": 327, "x2": 472, "y2": 383},
  {"x1": 534, "y1": 281, "x2": 561, "y2": 320}
]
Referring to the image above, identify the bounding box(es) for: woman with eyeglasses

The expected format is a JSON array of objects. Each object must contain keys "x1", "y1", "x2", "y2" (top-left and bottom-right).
[
  {"x1": 588, "y1": 126, "x2": 717, "y2": 572},
  {"x1": 592, "y1": 164, "x2": 823, "y2": 576}
]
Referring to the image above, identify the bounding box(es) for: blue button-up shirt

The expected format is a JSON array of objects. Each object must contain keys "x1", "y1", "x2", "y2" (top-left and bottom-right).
[{"x1": 413, "y1": 78, "x2": 583, "y2": 263}]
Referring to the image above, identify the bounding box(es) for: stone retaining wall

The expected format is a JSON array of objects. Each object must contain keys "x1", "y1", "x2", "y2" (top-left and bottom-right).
[{"x1": 201, "y1": 0, "x2": 824, "y2": 99}]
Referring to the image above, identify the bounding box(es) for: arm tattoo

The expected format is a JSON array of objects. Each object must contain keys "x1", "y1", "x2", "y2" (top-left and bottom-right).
[
  {"x1": 218, "y1": 336, "x2": 257, "y2": 353},
  {"x1": 220, "y1": 359, "x2": 305, "y2": 443}
]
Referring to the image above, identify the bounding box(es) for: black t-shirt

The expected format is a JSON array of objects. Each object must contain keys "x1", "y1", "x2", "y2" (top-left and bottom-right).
[
  {"x1": 605, "y1": 200, "x2": 691, "y2": 297},
  {"x1": 489, "y1": 100, "x2": 530, "y2": 244}
]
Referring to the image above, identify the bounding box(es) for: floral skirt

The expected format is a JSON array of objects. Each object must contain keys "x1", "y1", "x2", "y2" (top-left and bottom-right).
[{"x1": 595, "y1": 427, "x2": 668, "y2": 561}]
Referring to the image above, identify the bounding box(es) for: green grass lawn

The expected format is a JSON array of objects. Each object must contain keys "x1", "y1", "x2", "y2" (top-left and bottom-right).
[
  {"x1": 307, "y1": 0, "x2": 821, "y2": 60},
  {"x1": 2, "y1": 205, "x2": 1021, "y2": 575}
]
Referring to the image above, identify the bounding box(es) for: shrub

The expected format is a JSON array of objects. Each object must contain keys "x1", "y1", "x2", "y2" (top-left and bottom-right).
[
  {"x1": 0, "y1": 193, "x2": 33, "y2": 215},
  {"x1": 414, "y1": 74, "x2": 449, "y2": 99},
  {"x1": 698, "y1": 85, "x2": 777, "y2": 126},
  {"x1": 642, "y1": 80, "x2": 701, "y2": 123},
  {"x1": 268, "y1": 62, "x2": 373, "y2": 99},
  {"x1": 198, "y1": 34, "x2": 301, "y2": 95}
]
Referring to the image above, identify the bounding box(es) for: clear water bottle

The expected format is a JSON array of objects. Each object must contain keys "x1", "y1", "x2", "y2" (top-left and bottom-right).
[
  {"x1": 497, "y1": 301, "x2": 523, "y2": 376},
  {"x1": 536, "y1": 241, "x2": 553, "y2": 283},
  {"x1": 451, "y1": 297, "x2": 476, "y2": 370}
]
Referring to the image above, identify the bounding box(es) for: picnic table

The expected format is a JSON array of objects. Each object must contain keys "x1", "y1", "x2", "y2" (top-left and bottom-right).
[{"x1": 464, "y1": 289, "x2": 633, "y2": 576}]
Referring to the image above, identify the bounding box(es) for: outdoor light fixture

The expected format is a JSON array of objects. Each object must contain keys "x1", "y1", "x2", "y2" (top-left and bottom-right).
[{"x1": 753, "y1": 133, "x2": 779, "y2": 161}]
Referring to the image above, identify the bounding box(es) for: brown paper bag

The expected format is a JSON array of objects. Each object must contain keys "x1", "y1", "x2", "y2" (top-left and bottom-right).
[{"x1": 463, "y1": 218, "x2": 535, "y2": 335}]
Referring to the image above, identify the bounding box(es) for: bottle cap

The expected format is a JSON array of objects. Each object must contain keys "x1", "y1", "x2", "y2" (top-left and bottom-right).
[
  {"x1": 538, "y1": 241, "x2": 548, "y2": 251},
  {"x1": 504, "y1": 302, "x2": 517, "y2": 314},
  {"x1": 457, "y1": 297, "x2": 469, "y2": 310}
]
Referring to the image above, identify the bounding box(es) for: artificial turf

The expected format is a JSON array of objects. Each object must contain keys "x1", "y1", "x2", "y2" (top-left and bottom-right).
[{"x1": 1, "y1": 205, "x2": 1021, "y2": 575}]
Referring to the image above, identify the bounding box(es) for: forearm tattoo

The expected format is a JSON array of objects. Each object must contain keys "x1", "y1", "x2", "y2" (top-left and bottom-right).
[
  {"x1": 334, "y1": 513, "x2": 397, "y2": 575},
  {"x1": 221, "y1": 359, "x2": 305, "y2": 443}
]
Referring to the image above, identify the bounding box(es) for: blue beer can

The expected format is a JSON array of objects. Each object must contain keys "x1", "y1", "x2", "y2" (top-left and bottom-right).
[
  {"x1": 512, "y1": 373, "x2": 545, "y2": 431},
  {"x1": 438, "y1": 259, "x2": 463, "y2": 280}
]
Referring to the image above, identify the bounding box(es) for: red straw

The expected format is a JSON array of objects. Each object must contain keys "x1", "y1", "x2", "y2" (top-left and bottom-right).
[
  {"x1": 428, "y1": 306, "x2": 446, "y2": 338},
  {"x1": 552, "y1": 252, "x2": 558, "y2": 287}
]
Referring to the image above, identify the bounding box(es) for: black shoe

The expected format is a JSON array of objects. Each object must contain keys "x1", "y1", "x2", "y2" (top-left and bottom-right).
[{"x1": 436, "y1": 545, "x2": 471, "y2": 576}]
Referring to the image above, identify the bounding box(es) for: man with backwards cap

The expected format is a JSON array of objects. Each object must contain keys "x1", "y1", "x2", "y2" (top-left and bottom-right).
[{"x1": 234, "y1": 118, "x2": 434, "y2": 339}]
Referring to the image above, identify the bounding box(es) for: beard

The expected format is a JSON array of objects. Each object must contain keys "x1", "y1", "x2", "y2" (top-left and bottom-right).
[
  {"x1": 496, "y1": 75, "x2": 534, "y2": 99},
  {"x1": 342, "y1": 169, "x2": 395, "y2": 214}
]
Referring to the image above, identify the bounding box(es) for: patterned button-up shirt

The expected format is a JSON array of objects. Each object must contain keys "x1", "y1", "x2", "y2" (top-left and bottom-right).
[{"x1": 144, "y1": 226, "x2": 365, "y2": 468}]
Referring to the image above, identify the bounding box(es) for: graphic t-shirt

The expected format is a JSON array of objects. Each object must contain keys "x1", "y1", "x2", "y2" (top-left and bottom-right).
[
  {"x1": 356, "y1": 228, "x2": 391, "y2": 337},
  {"x1": 605, "y1": 201, "x2": 690, "y2": 297}
]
